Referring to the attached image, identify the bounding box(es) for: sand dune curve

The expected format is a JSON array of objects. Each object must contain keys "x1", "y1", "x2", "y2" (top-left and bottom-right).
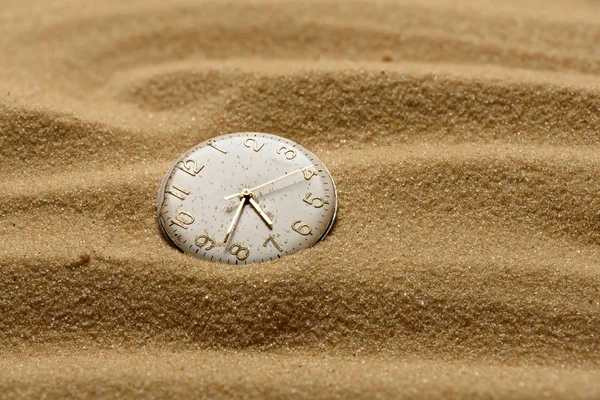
[{"x1": 1, "y1": 0, "x2": 600, "y2": 398}]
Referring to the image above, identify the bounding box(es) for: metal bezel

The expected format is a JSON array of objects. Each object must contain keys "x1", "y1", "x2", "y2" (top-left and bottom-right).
[{"x1": 156, "y1": 132, "x2": 338, "y2": 262}]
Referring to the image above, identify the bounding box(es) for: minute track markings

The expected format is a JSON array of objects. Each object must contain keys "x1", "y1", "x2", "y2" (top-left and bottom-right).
[{"x1": 157, "y1": 132, "x2": 337, "y2": 264}]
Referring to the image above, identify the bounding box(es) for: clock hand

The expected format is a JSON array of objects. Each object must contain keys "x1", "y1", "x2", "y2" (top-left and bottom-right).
[
  {"x1": 249, "y1": 165, "x2": 316, "y2": 193},
  {"x1": 248, "y1": 197, "x2": 273, "y2": 228},
  {"x1": 223, "y1": 165, "x2": 315, "y2": 200},
  {"x1": 224, "y1": 196, "x2": 246, "y2": 243}
]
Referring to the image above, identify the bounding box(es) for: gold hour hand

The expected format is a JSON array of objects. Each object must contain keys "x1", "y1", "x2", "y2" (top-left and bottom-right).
[
  {"x1": 248, "y1": 197, "x2": 273, "y2": 228},
  {"x1": 224, "y1": 197, "x2": 246, "y2": 243}
]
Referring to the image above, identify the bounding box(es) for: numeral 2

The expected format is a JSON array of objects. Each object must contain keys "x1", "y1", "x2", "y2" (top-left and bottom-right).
[{"x1": 244, "y1": 138, "x2": 264, "y2": 152}]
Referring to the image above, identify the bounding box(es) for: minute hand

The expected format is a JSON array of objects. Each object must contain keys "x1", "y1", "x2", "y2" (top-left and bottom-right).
[{"x1": 223, "y1": 166, "x2": 314, "y2": 200}]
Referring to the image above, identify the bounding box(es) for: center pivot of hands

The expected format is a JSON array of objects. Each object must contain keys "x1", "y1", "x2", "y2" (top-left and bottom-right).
[{"x1": 240, "y1": 188, "x2": 253, "y2": 199}]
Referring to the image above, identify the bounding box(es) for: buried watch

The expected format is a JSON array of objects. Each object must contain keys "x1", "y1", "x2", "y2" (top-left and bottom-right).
[{"x1": 156, "y1": 132, "x2": 338, "y2": 265}]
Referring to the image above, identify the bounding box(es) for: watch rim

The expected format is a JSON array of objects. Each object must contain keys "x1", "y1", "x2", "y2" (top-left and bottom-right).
[{"x1": 155, "y1": 132, "x2": 338, "y2": 261}]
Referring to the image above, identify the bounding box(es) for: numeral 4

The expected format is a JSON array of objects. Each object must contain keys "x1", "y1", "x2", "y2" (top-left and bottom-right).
[{"x1": 302, "y1": 169, "x2": 316, "y2": 180}]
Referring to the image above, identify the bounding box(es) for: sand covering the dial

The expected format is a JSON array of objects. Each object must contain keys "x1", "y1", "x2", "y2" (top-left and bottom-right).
[{"x1": 1, "y1": 0, "x2": 600, "y2": 398}]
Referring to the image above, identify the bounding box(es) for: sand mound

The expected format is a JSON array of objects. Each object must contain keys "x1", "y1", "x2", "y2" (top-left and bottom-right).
[{"x1": 1, "y1": 0, "x2": 599, "y2": 398}]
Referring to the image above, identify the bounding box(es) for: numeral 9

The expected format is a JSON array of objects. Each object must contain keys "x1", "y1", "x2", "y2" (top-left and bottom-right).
[{"x1": 195, "y1": 234, "x2": 216, "y2": 250}]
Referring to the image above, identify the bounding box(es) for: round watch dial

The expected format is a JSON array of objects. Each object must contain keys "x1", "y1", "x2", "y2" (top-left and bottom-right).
[{"x1": 156, "y1": 132, "x2": 338, "y2": 265}]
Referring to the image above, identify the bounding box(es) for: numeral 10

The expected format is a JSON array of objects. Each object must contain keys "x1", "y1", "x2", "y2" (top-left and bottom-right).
[{"x1": 171, "y1": 210, "x2": 194, "y2": 229}]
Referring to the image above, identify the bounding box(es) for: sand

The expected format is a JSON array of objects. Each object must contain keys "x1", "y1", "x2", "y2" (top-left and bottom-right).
[{"x1": 1, "y1": 0, "x2": 600, "y2": 398}]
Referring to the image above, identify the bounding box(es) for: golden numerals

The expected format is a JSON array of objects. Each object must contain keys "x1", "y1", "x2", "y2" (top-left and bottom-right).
[
  {"x1": 291, "y1": 220, "x2": 312, "y2": 236},
  {"x1": 228, "y1": 244, "x2": 250, "y2": 261},
  {"x1": 171, "y1": 210, "x2": 194, "y2": 229},
  {"x1": 195, "y1": 234, "x2": 216, "y2": 250},
  {"x1": 209, "y1": 142, "x2": 228, "y2": 154},
  {"x1": 166, "y1": 185, "x2": 190, "y2": 200},
  {"x1": 178, "y1": 159, "x2": 204, "y2": 177},
  {"x1": 303, "y1": 192, "x2": 326, "y2": 208},
  {"x1": 277, "y1": 146, "x2": 296, "y2": 160},
  {"x1": 244, "y1": 137, "x2": 264, "y2": 152},
  {"x1": 263, "y1": 235, "x2": 283, "y2": 252},
  {"x1": 302, "y1": 169, "x2": 316, "y2": 180}
]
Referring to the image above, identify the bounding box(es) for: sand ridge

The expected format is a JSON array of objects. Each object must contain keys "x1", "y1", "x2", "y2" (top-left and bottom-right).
[{"x1": 1, "y1": 0, "x2": 600, "y2": 398}]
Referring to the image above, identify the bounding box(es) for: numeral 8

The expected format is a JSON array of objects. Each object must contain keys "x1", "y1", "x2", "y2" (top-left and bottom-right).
[{"x1": 228, "y1": 244, "x2": 250, "y2": 260}]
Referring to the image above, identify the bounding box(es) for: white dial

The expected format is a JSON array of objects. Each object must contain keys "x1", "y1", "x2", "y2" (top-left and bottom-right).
[{"x1": 156, "y1": 132, "x2": 338, "y2": 265}]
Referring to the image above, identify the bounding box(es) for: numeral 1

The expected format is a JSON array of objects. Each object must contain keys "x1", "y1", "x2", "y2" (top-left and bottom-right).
[
  {"x1": 263, "y1": 235, "x2": 283, "y2": 252},
  {"x1": 209, "y1": 142, "x2": 228, "y2": 154},
  {"x1": 166, "y1": 185, "x2": 191, "y2": 200},
  {"x1": 171, "y1": 210, "x2": 195, "y2": 229}
]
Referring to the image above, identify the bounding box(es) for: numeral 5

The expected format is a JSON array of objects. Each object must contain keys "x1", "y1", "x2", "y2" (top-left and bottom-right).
[{"x1": 303, "y1": 192, "x2": 326, "y2": 208}]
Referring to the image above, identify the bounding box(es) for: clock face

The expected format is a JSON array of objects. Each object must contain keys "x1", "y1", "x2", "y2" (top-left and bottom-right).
[{"x1": 156, "y1": 132, "x2": 338, "y2": 265}]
